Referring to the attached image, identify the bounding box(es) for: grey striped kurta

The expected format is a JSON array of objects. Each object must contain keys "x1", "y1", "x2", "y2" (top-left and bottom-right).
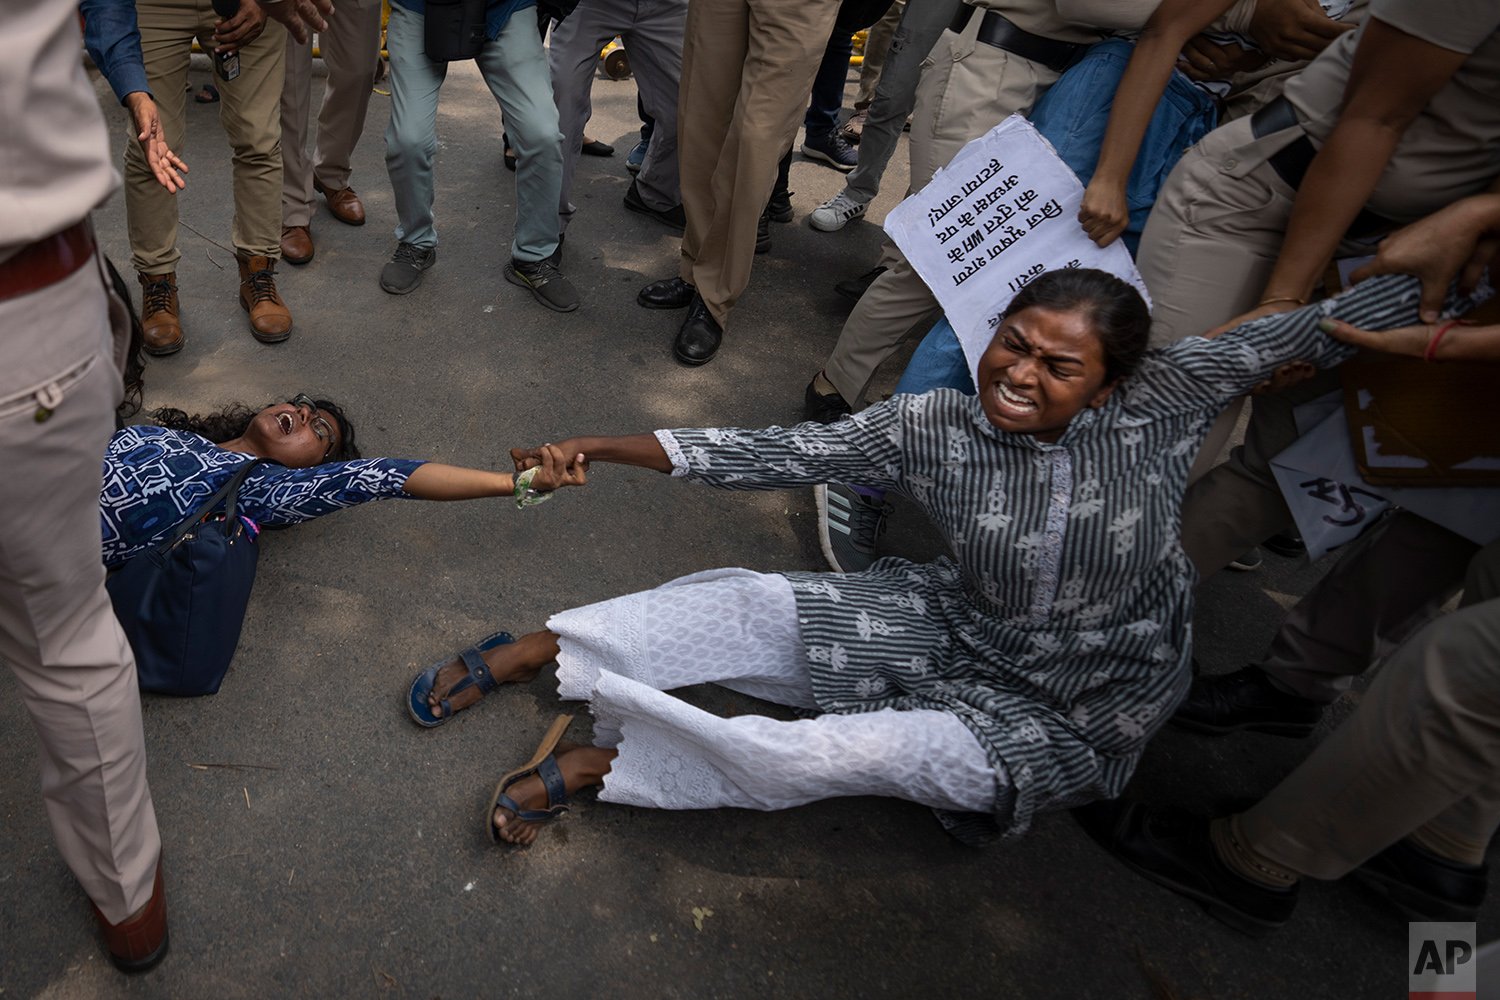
[{"x1": 655, "y1": 274, "x2": 1448, "y2": 840}]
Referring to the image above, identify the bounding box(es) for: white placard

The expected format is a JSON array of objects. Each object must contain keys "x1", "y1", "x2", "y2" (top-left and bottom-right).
[
  {"x1": 1270, "y1": 402, "x2": 1500, "y2": 562},
  {"x1": 885, "y1": 114, "x2": 1149, "y2": 380}
]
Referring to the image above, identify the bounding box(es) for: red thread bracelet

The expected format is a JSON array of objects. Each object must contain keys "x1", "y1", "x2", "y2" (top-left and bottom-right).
[{"x1": 1425, "y1": 320, "x2": 1461, "y2": 362}]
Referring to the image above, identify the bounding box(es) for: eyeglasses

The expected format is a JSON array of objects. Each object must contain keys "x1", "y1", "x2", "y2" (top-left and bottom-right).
[{"x1": 288, "y1": 394, "x2": 337, "y2": 459}]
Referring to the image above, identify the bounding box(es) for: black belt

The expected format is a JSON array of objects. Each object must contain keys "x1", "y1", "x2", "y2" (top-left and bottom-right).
[
  {"x1": 1250, "y1": 96, "x2": 1396, "y2": 241},
  {"x1": 949, "y1": 6, "x2": 1085, "y2": 73}
]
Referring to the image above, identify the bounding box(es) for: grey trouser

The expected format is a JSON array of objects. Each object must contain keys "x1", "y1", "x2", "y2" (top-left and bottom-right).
[
  {"x1": 550, "y1": 0, "x2": 686, "y2": 228},
  {"x1": 823, "y1": 15, "x2": 1057, "y2": 406},
  {"x1": 281, "y1": 0, "x2": 383, "y2": 227},
  {"x1": 1244, "y1": 594, "x2": 1500, "y2": 879},
  {"x1": 843, "y1": 0, "x2": 961, "y2": 207},
  {"x1": 0, "y1": 246, "x2": 161, "y2": 924}
]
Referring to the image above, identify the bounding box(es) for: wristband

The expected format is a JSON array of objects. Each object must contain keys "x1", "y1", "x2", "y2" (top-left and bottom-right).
[
  {"x1": 1257, "y1": 296, "x2": 1305, "y2": 308},
  {"x1": 1424, "y1": 319, "x2": 1465, "y2": 362},
  {"x1": 513, "y1": 466, "x2": 554, "y2": 510}
]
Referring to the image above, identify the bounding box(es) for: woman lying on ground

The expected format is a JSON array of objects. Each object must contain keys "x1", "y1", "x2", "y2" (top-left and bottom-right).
[
  {"x1": 102, "y1": 395, "x2": 587, "y2": 567},
  {"x1": 407, "y1": 268, "x2": 1470, "y2": 848}
]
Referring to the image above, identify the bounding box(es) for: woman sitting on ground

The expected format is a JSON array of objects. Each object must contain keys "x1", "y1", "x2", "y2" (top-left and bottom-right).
[
  {"x1": 102, "y1": 395, "x2": 586, "y2": 567},
  {"x1": 407, "y1": 268, "x2": 1466, "y2": 848}
]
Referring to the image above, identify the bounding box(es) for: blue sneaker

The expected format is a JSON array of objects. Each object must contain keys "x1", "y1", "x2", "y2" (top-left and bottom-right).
[
  {"x1": 801, "y1": 129, "x2": 857, "y2": 173},
  {"x1": 626, "y1": 138, "x2": 649, "y2": 175}
]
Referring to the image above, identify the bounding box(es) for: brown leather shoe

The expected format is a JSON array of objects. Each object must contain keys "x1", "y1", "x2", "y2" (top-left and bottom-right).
[
  {"x1": 93, "y1": 861, "x2": 169, "y2": 973},
  {"x1": 237, "y1": 254, "x2": 293, "y2": 343},
  {"x1": 314, "y1": 178, "x2": 366, "y2": 226},
  {"x1": 137, "y1": 271, "x2": 184, "y2": 356},
  {"x1": 280, "y1": 225, "x2": 314, "y2": 265}
]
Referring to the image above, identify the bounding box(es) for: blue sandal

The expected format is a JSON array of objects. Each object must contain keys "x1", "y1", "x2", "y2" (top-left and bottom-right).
[
  {"x1": 406, "y1": 630, "x2": 514, "y2": 727},
  {"x1": 487, "y1": 714, "x2": 575, "y2": 844}
]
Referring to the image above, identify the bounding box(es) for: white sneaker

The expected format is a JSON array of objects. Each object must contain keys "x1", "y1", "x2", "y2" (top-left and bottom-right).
[{"x1": 809, "y1": 191, "x2": 869, "y2": 233}]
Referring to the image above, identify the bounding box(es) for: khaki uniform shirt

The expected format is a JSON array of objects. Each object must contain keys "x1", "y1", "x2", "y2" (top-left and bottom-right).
[
  {"x1": 2, "y1": 0, "x2": 118, "y2": 260},
  {"x1": 1284, "y1": 0, "x2": 1500, "y2": 220}
]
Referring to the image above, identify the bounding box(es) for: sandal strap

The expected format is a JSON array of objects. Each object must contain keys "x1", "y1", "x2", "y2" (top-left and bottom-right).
[
  {"x1": 495, "y1": 790, "x2": 569, "y2": 823},
  {"x1": 535, "y1": 755, "x2": 568, "y2": 810},
  {"x1": 460, "y1": 646, "x2": 499, "y2": 694}
]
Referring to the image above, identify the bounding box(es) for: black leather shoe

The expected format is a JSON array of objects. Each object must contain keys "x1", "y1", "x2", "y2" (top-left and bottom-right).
[
  {"x1": 673, "y1": 296, "x2": 723, "y2": 366},
  {"x1": 1354, "y1": 838, "x2": 1488, "y2": 921},
  {"x1": 623, "y1": 180, "x2": 686, "y2": 232},
  {"x1": 804, "y1": 378, "x2": 852, "y2": 424},
  {"x1": 834, "y1": 265, "x2": 886, "y2": 303},
  {"x1": 755, "y1": 208, "x2": 771, "y2": 254},
  {"x1": 637, "y1": 276, "x2": 696, "y2": 310},
  {"x1": 1074, "y1": 801, "x2": 1297, "y2": 936},
  {"x1": 1263, "y1": 529, "x2": 1306, "y2": 558},
  {"x1": 1171, "y1": 666, "x2": 1324, "y2": 738}
]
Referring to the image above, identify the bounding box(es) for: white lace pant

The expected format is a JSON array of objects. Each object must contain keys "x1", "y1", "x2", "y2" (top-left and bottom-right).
[{"x1": 548, "y1": 568, "x2": 997, "y2": 813}]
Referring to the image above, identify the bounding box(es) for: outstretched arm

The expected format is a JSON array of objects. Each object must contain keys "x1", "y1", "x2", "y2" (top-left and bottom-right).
[
  {"x1": 513, "y1": 401, "x2": 913, "y2": 493},
  {"x1": 406, "y1": 446, "x2": 588, "y2": 500},
  {"x1": 512, "y1": 434, "x2": 672, "y2": 475},
  {"x1": 1078, "y1": 0, "x2": 1234, "y2": 247}
]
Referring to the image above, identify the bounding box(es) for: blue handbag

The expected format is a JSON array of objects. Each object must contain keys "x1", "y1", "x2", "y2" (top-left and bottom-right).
[{"x1": 106, "y1": 458, "x2": 265, "y2": 696}]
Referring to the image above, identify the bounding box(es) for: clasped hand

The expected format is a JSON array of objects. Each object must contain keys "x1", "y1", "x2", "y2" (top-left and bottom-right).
[{"x1": 510, "y1": 443, "x2": 589, "y2": 493}]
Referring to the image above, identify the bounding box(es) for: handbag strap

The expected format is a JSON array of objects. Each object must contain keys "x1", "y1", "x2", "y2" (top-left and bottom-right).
[{"x1": 157, "y1": 457, "x2": 267, "y2": 553}]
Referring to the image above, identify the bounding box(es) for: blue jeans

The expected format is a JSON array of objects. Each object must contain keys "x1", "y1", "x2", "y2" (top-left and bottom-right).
[
  {"x1": 892, "y1": 317, "x2": 973, "y2": 397},
  {"x1": 1028, "y1": 37, "x2": 1217, "y2": 257},
  {"x1": 804, "y1": 29, "x2": 854, "y2": 135},
  {"x1": 384, "y1": 4, "x2": 564, "y2": 260}
]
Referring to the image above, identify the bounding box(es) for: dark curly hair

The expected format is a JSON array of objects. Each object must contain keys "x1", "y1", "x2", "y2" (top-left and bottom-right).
[
  {"x1": 1002, "y1": 268, "x2": 1151, "y2": 384},
  {"x1": 152, "y1": 397, "x2": 361, "y2": 462}
]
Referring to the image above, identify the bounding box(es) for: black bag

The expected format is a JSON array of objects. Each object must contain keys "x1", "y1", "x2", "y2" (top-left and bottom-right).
[
  {"x1": 424, "y1": 0, "x2": 488, "y2": 61},
  {"x1": 106, "y1": 459, "x2": 265, "y2": 696}
]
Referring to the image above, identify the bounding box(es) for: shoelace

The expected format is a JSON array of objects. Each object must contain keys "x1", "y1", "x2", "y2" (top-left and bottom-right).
[
  {"x1": 519, "y1": 259, "x2": 561, "y2": 284},
  {"x1": 392, "y1": 242, "x2": 428, "y2": 267},
  {"x1": 243, "y1": 267, "x2": 279, "y2": 306},
  {"x1": 846, "y1": 493, "x2": 890, "y2": 551},
  {"x1": 828, "y1": 192, "x2": 862, "y2": 214},
  {"x1": 141, "y1": 276, "x2": 175, "y2": 316}
]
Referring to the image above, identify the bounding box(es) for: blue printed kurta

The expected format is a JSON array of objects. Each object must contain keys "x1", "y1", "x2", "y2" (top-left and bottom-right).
[
  {"x1": 656, "y1": 275, "x2": 1440, "y2": 839},
  {"x1": 101, "y1": 426, "x2": 424, "y2": 567}
]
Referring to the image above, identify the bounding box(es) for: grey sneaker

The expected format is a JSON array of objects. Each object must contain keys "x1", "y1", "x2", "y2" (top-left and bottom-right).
[
  {"x1": 1228, "y1": 546, "x2": 1264, "y2": 572},
  {"x1": 810, "y1": 190, "x2": 869, "y2": 232},
  {"x1": 505, "y1": 256, "x2": 580, "y2": 313},
  {"x1": 815, "y1": 482, "x2": 889, "y2": 573},
  {"x1": 380, "y1": 241, "x2": 436, "y2": 295}
]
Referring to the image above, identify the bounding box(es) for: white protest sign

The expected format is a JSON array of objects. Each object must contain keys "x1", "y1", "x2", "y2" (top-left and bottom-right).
[
  {"x1": 885, "y1": 115, "x2": 1148, "y2": 380},
  {"x1": 1270, "y1": 402, "x2": 1500, "y2": 561}
]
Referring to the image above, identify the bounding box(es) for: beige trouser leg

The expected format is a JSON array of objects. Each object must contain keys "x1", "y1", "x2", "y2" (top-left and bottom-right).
[
  {"x1": 676, "y1": 0, "x2": 841, "y2": 328},
  {"x1": 281, "y1": 0, "x2": 382, "y2": 228},
  {"x1": 822, "y1": 23, "x2": 1056, "y2": 406},
  {"x1": 853, "y1": 0, "x2": 904, "y2": 109},
  {"x1": 127, "y1": 0, "x2": 286, "y2": 272},
  {"x1": 1241, "y1": 597, "x2": 1500, "y2": 880},
  {"x1": 0, "y1": 252, "x2": 161, "y2": 924}
]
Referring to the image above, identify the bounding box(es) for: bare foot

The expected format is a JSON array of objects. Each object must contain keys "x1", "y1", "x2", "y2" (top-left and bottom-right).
[
  {"x1": 426, "y1": 630, "x2": 559, "y2": 719},
  {"x1": 492, "y1": 745, "x2": 616, "y2": 846}
]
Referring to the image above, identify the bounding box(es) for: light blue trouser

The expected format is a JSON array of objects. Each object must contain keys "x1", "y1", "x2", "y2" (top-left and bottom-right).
[
  {"x1": 384, "y1": 4, "x2": 563, "y2": 261},
  {"x1": 892, "y1": 316, "x2": 973, "y2": 396}
]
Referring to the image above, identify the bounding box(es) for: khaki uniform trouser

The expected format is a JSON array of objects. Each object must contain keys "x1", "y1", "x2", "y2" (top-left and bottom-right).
[
  {"x1": 0, "y1": 248, "x2": 161, "y2": 924},
  {"x1": 281, "y1": 0, "x2": 382, "y2": 228},
  {"x1": 1243, "y1": 592, "x2": 1500, "y2": 880},
  {"x1": 676, "y1": 0, "x2": 843, "y2": 328},
  {"x1": 822, "y1": 21, "x2": 1058, "y2": 406},
  {"x1": 127, "y1": 0, "x2": 286, "y2": 273},
  {"x1": 853, "y1": 0, "x2": 905, "y2": 110}
]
